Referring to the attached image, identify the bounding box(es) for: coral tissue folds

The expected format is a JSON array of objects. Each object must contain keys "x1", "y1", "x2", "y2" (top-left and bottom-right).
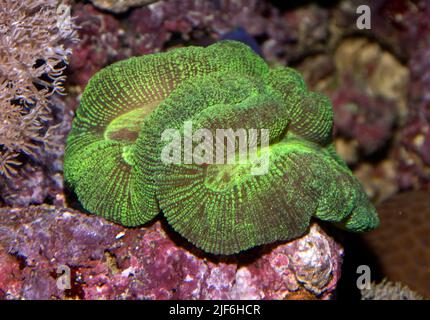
[{"x1": 64, "y1": 41, "x2": 378, "y2": 255}]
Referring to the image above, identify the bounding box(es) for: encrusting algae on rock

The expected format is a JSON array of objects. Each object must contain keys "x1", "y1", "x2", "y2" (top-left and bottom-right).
[{"x1": 64, "y1": 40, "x2": 379, "y2": 255}]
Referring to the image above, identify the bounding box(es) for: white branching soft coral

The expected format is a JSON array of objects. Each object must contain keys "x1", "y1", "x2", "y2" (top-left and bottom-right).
[
  {"x1": 361, "y1": 279, "x2": 424, "y2": 300},
  {"x1": 0, "y1": 0, "x2": 78, "y2": 177}
]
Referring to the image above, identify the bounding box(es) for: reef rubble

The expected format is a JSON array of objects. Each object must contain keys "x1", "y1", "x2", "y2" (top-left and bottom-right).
[{"x1": 0, "y1": 206, "x2": 342, "y2": 300}]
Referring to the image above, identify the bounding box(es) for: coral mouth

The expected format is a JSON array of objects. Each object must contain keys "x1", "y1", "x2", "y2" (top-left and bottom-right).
[{"x1": 104, "y1": 100, "x2": 161, "y2": 143}]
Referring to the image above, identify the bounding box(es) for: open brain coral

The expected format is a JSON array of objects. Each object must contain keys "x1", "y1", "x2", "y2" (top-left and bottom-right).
[{"x1": 64, "y1": 40, "x2": 379, "y2": 254}]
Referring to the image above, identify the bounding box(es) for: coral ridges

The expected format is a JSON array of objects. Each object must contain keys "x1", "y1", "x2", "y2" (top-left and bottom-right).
[{"x1": 64, "y1": 41, "x2": 378, "y2": 254}]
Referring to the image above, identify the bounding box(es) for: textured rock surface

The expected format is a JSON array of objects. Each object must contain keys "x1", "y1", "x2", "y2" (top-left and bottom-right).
[
  {"x1": 0, "y1": 206, "x2": 342, "y2": 300},
  {"x1": 364, "y1": 191, "x2": 430, "y2": 298},
  {"x1": 69, "y1": 0, "x2": 324, "y2": 89}
]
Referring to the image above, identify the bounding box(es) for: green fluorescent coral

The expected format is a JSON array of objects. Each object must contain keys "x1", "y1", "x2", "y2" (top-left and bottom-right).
[{"x1": 64, "y1": 40, "x2": 379, "y2": 255}]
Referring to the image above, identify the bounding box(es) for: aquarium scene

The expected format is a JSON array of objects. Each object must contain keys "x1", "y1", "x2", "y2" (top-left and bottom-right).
[{"x1": 0, "y1": 0, "x2": 429, "y2": 304}]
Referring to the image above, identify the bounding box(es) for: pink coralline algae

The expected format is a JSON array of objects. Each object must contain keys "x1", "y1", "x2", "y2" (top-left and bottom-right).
[
  {"x1": 295, "y1": 0, "x2": 430, "y2": 197},
  {"x1": 398, "y1": 39, "x2": 430, "y2": 189},
  {"x1": 0, "y1": 206, "x2": 342, "y2": 300},
  {"x1": 342, "y1": 0, "x2": 430, "y2": 191},
  {"x1": 68, "y1": 0, "x2": 316, "y2": 88},
  {"x1": 331, "y1": 84, "x2": 397, "y2": 156}
]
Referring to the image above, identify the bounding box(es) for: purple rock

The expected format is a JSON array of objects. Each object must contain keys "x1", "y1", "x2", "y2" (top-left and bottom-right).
[{"x1": 0, "y1": 206, "x2": 343, "y2": 300}]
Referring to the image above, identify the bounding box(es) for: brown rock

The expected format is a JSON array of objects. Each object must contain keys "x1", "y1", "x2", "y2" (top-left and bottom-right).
[{"x1": 364, "y1": 190, "x2": 430, "y2": 298}]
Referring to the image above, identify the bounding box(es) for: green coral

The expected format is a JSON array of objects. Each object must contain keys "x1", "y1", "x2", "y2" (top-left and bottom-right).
[{"x1": 64, "y1": 40, "x2": 379, "y2": 255}]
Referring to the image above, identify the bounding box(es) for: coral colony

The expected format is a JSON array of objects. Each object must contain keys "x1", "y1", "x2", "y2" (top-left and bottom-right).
[
  {"x1": 4, "y1": 0, "x2": 430, "y2": 301},
  {"x1": 64, "y1": 41, "x2": 378, "y2": 255},
  {"x1": 0, "y1": 0, "x2": 77, "y2": 177}
]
